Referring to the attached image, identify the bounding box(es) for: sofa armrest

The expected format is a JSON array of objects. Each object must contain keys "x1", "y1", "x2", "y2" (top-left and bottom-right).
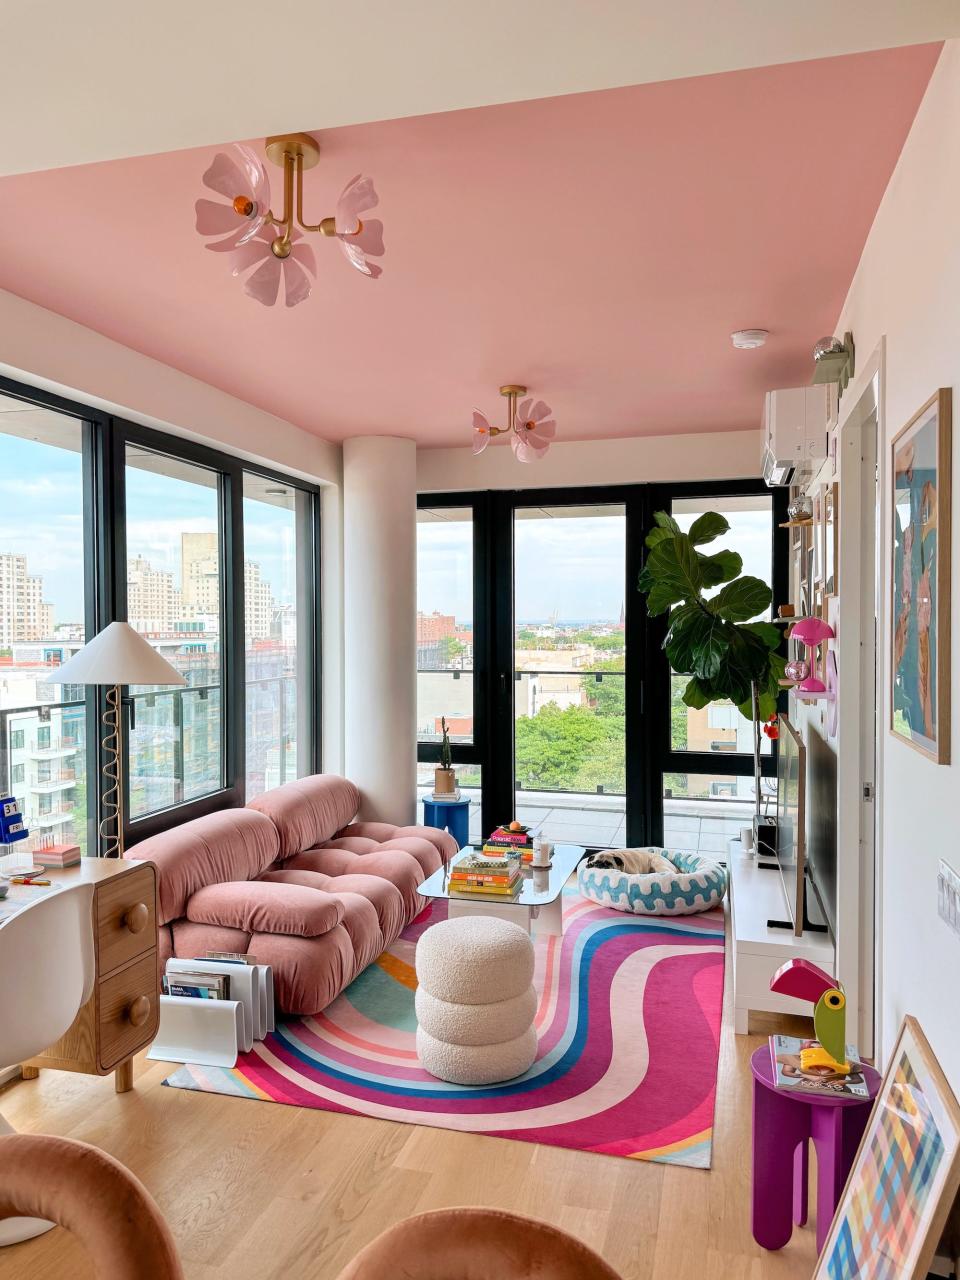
[{"x1": 185, "y1": 881, "x2": 344, "y2": 938}]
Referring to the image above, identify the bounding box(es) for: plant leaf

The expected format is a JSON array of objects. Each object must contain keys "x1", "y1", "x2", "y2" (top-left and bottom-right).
[
  {"x1": 665, "y1": 607, "x2": 730, "y2": 680},
  {"x1": 688, "y1": 511, "x2": 730, "y2": 546},
  {"x1": 711, "y1": 575, "x2": 772, "y2": 622},
  {"x1": 742, "y1": 621, "x2": 782, "y2": 650},
  {"x1": 645, "y1": 526, "x2": 674, "y2": 549},
  {"x1": 642, "y1": 534, "x2": 704, "y2": 615},
  {"x1": 682, "y1": 676, "x2": 715, "y2": 709},
  {"x1": 699, "y1": 549, "x2": 742, "y2": 588},
  {"x1": 652, "y1": 511, "x2": 680, "y2": 533}
]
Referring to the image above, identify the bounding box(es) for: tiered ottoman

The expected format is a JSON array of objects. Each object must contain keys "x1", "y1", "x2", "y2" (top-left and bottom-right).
[{"x1": 415, "y1": 916, "x2": 537, "y2": 1085}]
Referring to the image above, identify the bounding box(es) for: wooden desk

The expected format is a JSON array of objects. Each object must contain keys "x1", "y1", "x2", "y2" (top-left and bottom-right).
[{"x1": 21, "y1": 858, "x2": 159, "y2": 1093}]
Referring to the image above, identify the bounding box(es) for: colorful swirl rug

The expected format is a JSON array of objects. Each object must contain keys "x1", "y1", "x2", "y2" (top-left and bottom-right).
[{"x1": 164, "y1": 888, "x2": 725, "y2": 1167}]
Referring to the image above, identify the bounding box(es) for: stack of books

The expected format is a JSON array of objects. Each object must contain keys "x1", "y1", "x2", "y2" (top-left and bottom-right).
[
  {"x1": 449, "y1": 852, "x2": 522, "y2": 896},
  {"x1": 35, "y1": 842, "x2": 81, "y2": 869},
  {"x1": 431, "y1": 787, "x2": 461, "y2": 802},
  {"x1": 483, "y1": 824, "x2": 535, "y2": 863}
]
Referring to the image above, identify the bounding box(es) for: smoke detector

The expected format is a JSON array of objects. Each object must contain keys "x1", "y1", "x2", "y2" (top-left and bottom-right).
[{"x1": 731, "y1": 329, "x2": 769, "y2": 350}]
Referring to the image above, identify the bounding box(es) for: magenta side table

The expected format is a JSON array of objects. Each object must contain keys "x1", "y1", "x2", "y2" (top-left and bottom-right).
[{"x1": 750, "y1": 1045, "x2": 881, "y2": 1254}]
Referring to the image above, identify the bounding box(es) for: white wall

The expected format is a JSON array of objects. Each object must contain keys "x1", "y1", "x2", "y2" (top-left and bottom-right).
[
  {"x1": 836, "y1": 40, "x2": 960, "y2": 1082},
  {"x1": 417, "y1": 427, "x2": 762, "y2": 491},
  {"x1": 0, "y1": 287, "x2": 345, "y2": 765},
  {"x1": 0, "y1": 289, "x2": 340, "y2": 486}
]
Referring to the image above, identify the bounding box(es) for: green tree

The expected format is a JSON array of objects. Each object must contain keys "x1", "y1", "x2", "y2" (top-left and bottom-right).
[
  {"x1": 438, "y1": 635, "x2": 466, "y2": 665},
  {"x1": 515, "y1": 702, "x2": 624, "y2": 794}
]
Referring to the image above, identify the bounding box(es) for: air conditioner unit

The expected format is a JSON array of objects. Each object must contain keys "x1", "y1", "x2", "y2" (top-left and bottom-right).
[{"x1": 761, "y1": 384, "x2": 834, "y2": 487}]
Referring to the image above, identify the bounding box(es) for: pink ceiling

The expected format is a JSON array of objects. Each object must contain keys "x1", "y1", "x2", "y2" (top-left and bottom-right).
[{"x1": 0, "y1": 44, "x2": 940, "y2": 448}]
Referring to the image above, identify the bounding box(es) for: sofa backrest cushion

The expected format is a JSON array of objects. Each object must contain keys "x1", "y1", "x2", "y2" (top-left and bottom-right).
[
  {"x1": 186, "y1": 880, "x2": 344, "y2": 938},
  {"x1": 247, "y1": 774, "x2": 360, "y2": 859},
  {"x1": 125, "y1": 808, "x2": 280, "y2": 925}
]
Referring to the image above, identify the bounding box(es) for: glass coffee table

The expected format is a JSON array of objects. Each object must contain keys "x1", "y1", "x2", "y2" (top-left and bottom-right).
[{"x1": 418, "y1": 844, "x2": 586, "y2": 935}]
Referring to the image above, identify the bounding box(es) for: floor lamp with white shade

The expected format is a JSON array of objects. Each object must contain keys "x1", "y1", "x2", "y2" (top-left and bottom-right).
[{"x1": 49, "y1": 622, "x2": 186, "y2": 858}]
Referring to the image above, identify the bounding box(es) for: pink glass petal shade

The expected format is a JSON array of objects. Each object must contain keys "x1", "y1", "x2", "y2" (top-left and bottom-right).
[
  {"x1": 472, "y1": 409, "x2": 492, "y2": 433},
  {"x1": 197, "y1": 145, "x2": 270, "y2": 249},
  {"x1": 350, "y1": 218, "x2": 385, "y2": 259},
  {"x1": 205, "y1": 226, "x2": 252, "y2": 253},
  {"x1": 512, "y1": 437, "x2": 538, "y2": 463},
  {"x1": 336, "y1": 174, "x2": 379, "y2": 235},
  {"x1": 516, "y1": 397, "x2": 532, "y2": 425},
  {"x1": 195, "y1": 199, "x2": 244, "y2": 236},
  {"x1": 525, "y1": 399, "x2": 552, "y2": 425},
  {"x1": 529, "y1": 420, "x2": 557, "y2": 440},
  {"x1": 791, "y1": 617, "x2": 835, "y2": 645},
  {"x1": 472, "y1": 428, "x2": 490, "y2": 455},
  {"x1": 243, "y1": 255, "x2": 282, "y2": 307},
  {"x1": 230, "y1": 237, "x2": 270, "y2": 277},
  {"x1": 338, "y1": 237, "x2": 382, "y2": 278},
  {"x1": 202, "y1": 146, "x2": 265, "y2": 202},
  {"x1": 292, "y1": 240, "x2": 317, "y2": 276},
  {"x1": 282, "y1": 257, "x2": 312, "y2": 308}
]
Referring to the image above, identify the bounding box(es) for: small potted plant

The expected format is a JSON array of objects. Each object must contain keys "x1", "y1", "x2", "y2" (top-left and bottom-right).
[{"x1": 434, "y1": 716, "x2": 458, "y2": 798}]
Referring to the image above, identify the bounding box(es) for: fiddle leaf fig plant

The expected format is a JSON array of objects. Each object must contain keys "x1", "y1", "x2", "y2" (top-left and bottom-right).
[{"x1": 638, "y1": 511, "x2": 785, "y2": 721}]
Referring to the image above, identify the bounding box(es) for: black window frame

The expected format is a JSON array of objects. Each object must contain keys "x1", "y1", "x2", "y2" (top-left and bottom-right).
[
  {"x1": 0, "y1": 373, "x2": 323, "y2": 853},
  {"x1": 417, "y1": 479, "x2": 787, "y2": 847}
]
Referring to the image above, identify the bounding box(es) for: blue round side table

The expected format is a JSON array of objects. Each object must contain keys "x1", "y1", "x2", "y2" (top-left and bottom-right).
[{"x1": 422, "y1": 797, "x2": 470, "y2": 850}]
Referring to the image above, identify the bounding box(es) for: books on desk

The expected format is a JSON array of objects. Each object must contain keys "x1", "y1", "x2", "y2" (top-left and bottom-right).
[
  {"x1": 449, "y1": 852, "x2": 522, "y2": 896},
  {"x1": 768, "y1": 1034, "x2": 870, "y2": 1099}
]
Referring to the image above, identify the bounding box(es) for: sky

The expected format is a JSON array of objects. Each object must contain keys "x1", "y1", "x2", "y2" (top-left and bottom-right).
[
  {"x1": 0, "y1": 434, "x2": 296, "y2": 626},
  {"x1": 417, "y1": 506, "x2": 773, "y2": 623}
]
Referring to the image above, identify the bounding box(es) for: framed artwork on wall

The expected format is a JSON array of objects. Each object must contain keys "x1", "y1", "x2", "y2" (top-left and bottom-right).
[
  {"x1": 823, "y1": 481, "x2": 838, "y2": 596},
  {"x1": 891, "y1": 389, "x2": 952, "y2": 763},
  {"x1": 814, "y1": 1016, "x2": 960, "y2": 1280}
]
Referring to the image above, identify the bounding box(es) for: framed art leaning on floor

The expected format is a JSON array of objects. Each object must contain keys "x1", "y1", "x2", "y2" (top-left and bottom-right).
[
  {"x1": 891, "y1": 389, "x2": 952, "y2": 763},
  {"x1": 814, "y1": 1016, "x2": 960, "y2": 1280}
]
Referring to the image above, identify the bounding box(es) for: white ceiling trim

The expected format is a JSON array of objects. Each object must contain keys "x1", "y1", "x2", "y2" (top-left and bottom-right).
[{"x1": 2, "y1": 0, "x2": 957, "y2": 176}]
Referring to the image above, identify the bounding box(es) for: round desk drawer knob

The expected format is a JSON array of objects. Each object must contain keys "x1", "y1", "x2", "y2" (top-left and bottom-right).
[
  {"x1": 123, "y1": 903, "x2": 149, "y2": 934},
  {"x1": 126, "y1": 996, "x2": 151, "y2": 1027}
]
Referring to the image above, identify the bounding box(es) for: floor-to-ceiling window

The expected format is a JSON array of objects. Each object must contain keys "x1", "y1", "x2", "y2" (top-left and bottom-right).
[
  {"x1": 0, "y1": 393, "x2": 92, "y2": 855},
  {"x1": 416, "y1": 482, "x2": 785, "y2": 850},
  {"x1": 0, "y1": 377, "x2": 322, "y2": 854},
  {"x1": 664, "y1": 492, "x2": 776, "y2": 857},
  {"x1": 242, "y1": 473, "x2": 316, "y2": 798},
  {"x1": 513, "y1": 503, "x2": 627, "y2": 845},
  {"x1": 416, "y1": 505, "x2": 482, "y2": 842},
  {"x1": 125, "y1": 446, "x2": 225, "y2": 817}
]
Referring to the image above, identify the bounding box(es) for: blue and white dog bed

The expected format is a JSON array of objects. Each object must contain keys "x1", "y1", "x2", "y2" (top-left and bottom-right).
[{"x1": 578, "y1": 847, "x2": 727, "y2": 916}]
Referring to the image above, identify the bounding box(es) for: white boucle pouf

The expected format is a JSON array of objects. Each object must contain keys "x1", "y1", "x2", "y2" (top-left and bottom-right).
[
  {"x1": 415, "y1": 984, "x2": 538, "y2": 1047},
  {"x1": 415, "y1": 916, "x2": 534, "y2": 1004},
  {"x1": 416, "y1": 1025, "x2": 538, "y2": 1086},
  {"x1": 415, "y1": 916, "x2": 537, "y2": 1084}
]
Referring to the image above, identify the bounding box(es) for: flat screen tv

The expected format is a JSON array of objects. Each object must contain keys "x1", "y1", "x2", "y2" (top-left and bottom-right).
[{"x1": 775, "y1": 714, "x2": 806, "y2": 937}]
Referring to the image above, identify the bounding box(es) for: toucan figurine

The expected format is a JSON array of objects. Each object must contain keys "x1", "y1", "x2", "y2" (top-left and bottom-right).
[{"x1": 769, "y1": 958, "x2": 850, "y2": 1075}]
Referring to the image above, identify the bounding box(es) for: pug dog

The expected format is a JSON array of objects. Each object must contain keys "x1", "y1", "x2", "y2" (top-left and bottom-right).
[{"x1": 586, "y1": 848, "x2": 675, "y2": 875}]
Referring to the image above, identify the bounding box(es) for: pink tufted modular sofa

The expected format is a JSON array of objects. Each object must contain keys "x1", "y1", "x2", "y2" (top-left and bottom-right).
[{"x1": 125, "y1": 774, "x2": 457, "y2": 1015}]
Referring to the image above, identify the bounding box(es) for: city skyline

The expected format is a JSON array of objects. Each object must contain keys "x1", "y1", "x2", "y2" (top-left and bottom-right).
[{"x1": 0, "y1": 434, "x2": 298, "y2": 623}]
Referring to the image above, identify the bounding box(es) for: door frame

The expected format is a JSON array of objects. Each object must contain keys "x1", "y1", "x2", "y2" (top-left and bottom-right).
[{"x1": 417, "y1": 479, "x2": 787, "y2": 847}]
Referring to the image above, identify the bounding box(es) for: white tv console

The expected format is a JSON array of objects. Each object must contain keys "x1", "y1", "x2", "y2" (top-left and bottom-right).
[{"x1": 728, "y1": 838, "x2": 835, "y2": 1034}]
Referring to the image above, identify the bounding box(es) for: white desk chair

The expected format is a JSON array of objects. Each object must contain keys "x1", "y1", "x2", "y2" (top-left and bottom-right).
[{"x1": 0, "y1": 882, "x2": 95, "y2": 1246}]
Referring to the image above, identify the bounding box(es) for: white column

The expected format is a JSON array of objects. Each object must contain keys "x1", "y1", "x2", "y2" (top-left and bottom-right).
[{"x1": 342, "y1": 437, "x2": 417, "y2": 822}]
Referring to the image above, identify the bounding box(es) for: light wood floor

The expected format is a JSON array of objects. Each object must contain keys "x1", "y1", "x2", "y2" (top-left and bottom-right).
[{"x1": 0, "y1": 947, "x2": 819, "y2": 1280}]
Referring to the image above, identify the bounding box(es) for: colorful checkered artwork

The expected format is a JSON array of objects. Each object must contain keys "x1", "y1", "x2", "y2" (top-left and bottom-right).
[{"x1": 823, "y1": 1052, "x2": 945, "y2": 1278}]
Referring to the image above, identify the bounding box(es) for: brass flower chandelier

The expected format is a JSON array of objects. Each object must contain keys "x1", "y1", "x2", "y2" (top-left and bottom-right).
[
  {"x1": 472, "y1": 385, "x2": 557, "y2": 462},
  {"x1": 195, "y1": 133, "x2": 383, "y2": 307}
]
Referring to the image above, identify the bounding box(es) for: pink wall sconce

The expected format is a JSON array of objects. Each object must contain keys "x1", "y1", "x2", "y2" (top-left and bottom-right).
[{"x1": 787, "y1": 616, "x2": 835, "y2": 697}]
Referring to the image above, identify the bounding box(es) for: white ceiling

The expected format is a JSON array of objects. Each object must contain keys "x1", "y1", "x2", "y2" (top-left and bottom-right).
[{"x1": 3, "y1": 0, "x2": 958, "y2": 176}]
